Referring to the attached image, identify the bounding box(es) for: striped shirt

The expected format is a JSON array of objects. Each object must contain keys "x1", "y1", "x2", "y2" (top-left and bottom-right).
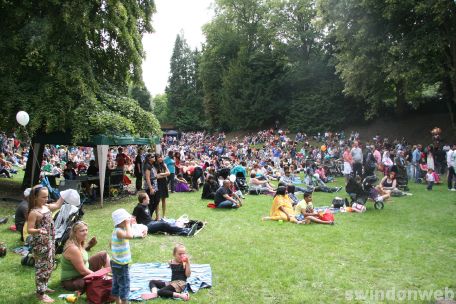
[{"x1": 111, "y1": 228, "x2": 131, "y2": 265}]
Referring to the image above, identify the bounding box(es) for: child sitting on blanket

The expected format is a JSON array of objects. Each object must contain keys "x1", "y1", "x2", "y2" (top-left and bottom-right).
[{"x1": 146, "y1": 244, "x2": 191, "y2": 301}]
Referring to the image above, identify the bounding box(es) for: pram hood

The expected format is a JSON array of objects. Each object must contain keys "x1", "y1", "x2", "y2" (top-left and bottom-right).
[{"x1": 54, "y1": 203, "x2": 80, "y2": 240}]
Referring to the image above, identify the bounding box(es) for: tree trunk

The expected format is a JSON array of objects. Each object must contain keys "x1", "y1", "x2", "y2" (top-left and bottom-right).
[
  {"x1": 395, "y1": 79, "x2": 407, "y2": 116},
  {"x1": 22, "y1": 142, "x2": 44, "y2": 190},
  {"x1": 442, "y1": 60, "x2": 456, "y2": 132}
]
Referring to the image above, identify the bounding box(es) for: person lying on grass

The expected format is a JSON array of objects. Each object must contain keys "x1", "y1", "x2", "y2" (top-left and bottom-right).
[
  {"x1": 295, "y1": 192, "x2": 334, "y2": 225},
  {"x1": 143, "y1": 243, "x2": 191, "y2": 301},
  {"x1": 262, "y1": 186, "x2": 302, "y2": 224},
  {"x1": 133, "y1": 192, "x2": 197, "y2": 236}
]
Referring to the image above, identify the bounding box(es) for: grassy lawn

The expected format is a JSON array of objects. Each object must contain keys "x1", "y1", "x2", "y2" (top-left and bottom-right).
[{"x1": 0, "y1": 173, "x2": 455, "y2": 303}]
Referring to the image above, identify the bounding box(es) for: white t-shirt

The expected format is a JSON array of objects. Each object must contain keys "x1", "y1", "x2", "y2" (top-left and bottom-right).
[{"x1": 426, "y1": 173, "x2": 435, "y2": 182}]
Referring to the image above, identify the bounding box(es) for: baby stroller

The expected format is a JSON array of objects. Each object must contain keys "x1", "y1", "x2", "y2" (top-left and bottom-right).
[
  {"x1": 234, "y1": 172, "x2": 249, "y2": 194},
  {"x1": 395, "y1": 165, "x2": 409, "y2": 191},
  {"x1": 216, "y1": 167, "x2": 231, "y2": 180},
  {"x1": 21, "y1": 190, "x2": 84, "y2": 266},
  {"x1": 345, "y1": 176, "x2": 384, "y2": 210}
]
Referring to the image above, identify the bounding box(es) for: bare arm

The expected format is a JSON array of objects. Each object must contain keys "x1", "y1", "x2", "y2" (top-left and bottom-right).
[
  {"x1": 278, "y1": 206, "x2": 291, "y2": 221},
  {"x1": 46, "y1": 196, "x2": 64, "y2": 211},
  {"x1": 223, "y1": 193, "x2": 237, "y2": 204},
  {"x1": 184, "y1": 259, "x2": 191, "y2": 278},
  {"x1": 145, "y1": 169, "x2": 154, "y2": 193},
  {"x1": 116, "y1": 221, "x2": 134, "y2": 239}
]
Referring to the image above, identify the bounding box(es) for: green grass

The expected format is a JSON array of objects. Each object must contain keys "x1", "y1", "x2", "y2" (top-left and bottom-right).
[{"x1": 0, "y1": 173, "x2": 455, "y2": 303}]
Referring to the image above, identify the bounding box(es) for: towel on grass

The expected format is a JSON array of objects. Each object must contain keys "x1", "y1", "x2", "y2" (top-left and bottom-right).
[
  {"x1": 129, "y1": 263, "x2": 212, "y2": 300},
  {"x1": 313, "y1": 206, "x2": 341, "y2": 213}
]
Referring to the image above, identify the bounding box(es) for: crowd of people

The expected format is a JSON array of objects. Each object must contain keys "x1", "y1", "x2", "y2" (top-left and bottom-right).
[{"x1": 2, "y1": 126, "x2": 456, "y2": 302}]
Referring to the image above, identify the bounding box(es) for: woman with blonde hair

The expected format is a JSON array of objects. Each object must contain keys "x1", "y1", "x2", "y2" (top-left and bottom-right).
[{"x1": 60, "y1": 221, "x2": 110, "y2": 292}]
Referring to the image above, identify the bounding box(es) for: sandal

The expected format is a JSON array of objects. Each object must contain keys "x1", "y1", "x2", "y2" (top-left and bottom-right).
[{"x1": 37, "y1": 294, "x2": 54, "y2": 303}]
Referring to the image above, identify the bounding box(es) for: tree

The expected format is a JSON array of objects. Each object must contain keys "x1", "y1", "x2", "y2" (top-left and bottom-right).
[
  {"x1": 166, "y1": 33, "x2": 206, "y2": 130},
  {"x1": 152, "y1": 93, "x2": 170, "y2": 124},
  {"x1": 318, "y1": 0, "x2": 456, "y2": 128},
  {"x1": 0, "y1": 0, "x2": 160, "y2": 142},
  {"x1": 130, "y1": 85, "x2": 152, "y2": 111},
  {"x1": 200, "y1": 0, "x2": 289, "y2": 130}
]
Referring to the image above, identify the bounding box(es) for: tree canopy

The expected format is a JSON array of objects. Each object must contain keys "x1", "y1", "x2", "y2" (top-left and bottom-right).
[
  {"x1": 161, "y1": 0, "x2": 456, "y2": 133},
  {"x1": 0, "y1": 0, "x2": 160, "y2": 142}
]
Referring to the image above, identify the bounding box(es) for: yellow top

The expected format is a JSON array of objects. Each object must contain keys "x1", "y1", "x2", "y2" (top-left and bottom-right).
[{"x1": 270, "y1": 195, "x2": 294, "y2": 218}]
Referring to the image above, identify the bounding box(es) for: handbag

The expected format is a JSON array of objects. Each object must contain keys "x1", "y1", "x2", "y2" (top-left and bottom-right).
[
  {"x1": 332, "y1": 197, "x2": 345, "y2": 208},
  {"x1": 351, "y1": 203, "x2": 366, "y2": 213},
  {"x1": 84, "y1": 267, "x2": 115, "y2": 304},
  {"x1": 318, "y1": 209, "x2": 335, "y2": 222}
]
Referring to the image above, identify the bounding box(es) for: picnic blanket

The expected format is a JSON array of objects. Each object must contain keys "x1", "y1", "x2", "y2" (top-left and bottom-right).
[
  {"x1": 313, "y1": 206, "x2": 341, "y2": 213},
  {"x1": 129, "y1": 263, "x2": 212, "y2": 301}
]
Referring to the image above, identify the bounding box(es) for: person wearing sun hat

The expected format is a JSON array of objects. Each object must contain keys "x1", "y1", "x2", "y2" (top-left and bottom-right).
[
  {"x1": 111, "y1": 208, "x2": 134, "y2": 304},
  {"x1": 15, "y1": 187, "x2": 31, "y2": 241}
]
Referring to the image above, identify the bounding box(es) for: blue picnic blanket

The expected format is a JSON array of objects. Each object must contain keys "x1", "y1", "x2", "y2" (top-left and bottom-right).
[
  {"x1": 129, "y1": 263, "x2": 212, "y2": 301},
  {"x1": 313, "y1": 206, "x2": 341, "y2": 213}
]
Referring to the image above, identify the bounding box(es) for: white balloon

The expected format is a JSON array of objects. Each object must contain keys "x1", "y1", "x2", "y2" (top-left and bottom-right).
[{"x1": 16, "y1": 111, "x2": 29, "y2": 126}]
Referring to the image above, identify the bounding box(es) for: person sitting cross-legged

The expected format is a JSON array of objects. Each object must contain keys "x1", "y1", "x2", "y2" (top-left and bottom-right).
[
  {"x1": 214, "y1": 180, "x2": 241, "y2": 208},
  {"x1": 262, "y1": 186, "x2": 302, "y2": 224},
  {"x1": 295, "y1": 192, "x2": 334, "y2": 225},
  {"x1": 61, "y1": 221, "x2": 110, "y2": 292},
  {"x1": 132, "y1": 193, "x2": 197, "y2": 236}
]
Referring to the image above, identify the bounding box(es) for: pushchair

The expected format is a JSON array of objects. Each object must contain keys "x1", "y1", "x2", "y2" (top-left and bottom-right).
[
  {"x1": 395, "y1": 165, "x2": 409, "y2": 191},
  {"x1": 234, "y1": 171, "x2": 249, "y2": 194},
  {"x1": 345, "y1": 175, "x2": 384, "y2": 210},
  {"x1": 215, "y1": 167, "x2": 231, "y2": 180},
  {"x1": 21, "y1": 190, "x2": 84, "y2": 266}
]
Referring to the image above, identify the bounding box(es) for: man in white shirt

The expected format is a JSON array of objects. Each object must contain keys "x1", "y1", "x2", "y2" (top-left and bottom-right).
[{"x1": 447, "y1": 144, "x2": 456, "y2": 191}]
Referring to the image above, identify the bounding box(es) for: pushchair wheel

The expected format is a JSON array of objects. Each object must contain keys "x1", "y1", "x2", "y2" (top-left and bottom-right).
[{"x1": 374, "y1": 201, "x2": 384, "y2": 210}]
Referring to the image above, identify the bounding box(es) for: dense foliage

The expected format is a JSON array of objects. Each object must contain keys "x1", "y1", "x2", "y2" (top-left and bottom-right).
[
  {"x1": 0, "y1": 0, "x2": 161, "y2": 142},
  {"x1": 165, "y1": 34, "x2": 206, "y2": 131},
  {"x1": 163, "y1": 0, "x2": 455, "y2": 133}
]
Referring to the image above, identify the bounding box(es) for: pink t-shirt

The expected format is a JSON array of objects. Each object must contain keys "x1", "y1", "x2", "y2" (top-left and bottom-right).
[
  {"x1": 373, "y1": 150, "x2": 381, "y2": 164},
  {"x1": 343, "y1": 150, "x2": 353, "y2": 164}
]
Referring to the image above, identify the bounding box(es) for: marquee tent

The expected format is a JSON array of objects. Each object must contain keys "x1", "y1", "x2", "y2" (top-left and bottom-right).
[{"x1": 24, "y1": 131, "x2": 160, "y2": 207}]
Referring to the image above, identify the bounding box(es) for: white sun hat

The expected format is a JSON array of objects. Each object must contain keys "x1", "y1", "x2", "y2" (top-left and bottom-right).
[{"x1": 112, "y1": 208, "x2": 131, "y2": 226}]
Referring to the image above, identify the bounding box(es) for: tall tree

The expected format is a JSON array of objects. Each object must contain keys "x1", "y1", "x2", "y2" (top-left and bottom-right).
[
  {"x1": 201, "y1": 0, "x2": 288, "y2": 130},
  {"x1": 0, "y1": 0, "x2": 160, "y2": 142},
  {"x1": 166, "y1": 33, "x2": 206, "y2": 130},
  {"x1": 130, "y1": 85, "x2": 152, "y2": 111},
  {"x1": 318, "y1": 0, "x2": 456, "y2": 127},
  {"x1": 152, "y1": 93, "x2": 170, "y2": 124}
]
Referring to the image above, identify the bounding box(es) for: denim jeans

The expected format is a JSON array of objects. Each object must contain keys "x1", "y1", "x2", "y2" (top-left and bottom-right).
[
  {"x1": 111, "y1": 261, "x2": 130, "y2": 300},
  {"x1": 146, "y1": 220, "x2": 187, "y2": 235},
  {"x1": 216, "y1": 200, "x2": 237, "y2": 208}
]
